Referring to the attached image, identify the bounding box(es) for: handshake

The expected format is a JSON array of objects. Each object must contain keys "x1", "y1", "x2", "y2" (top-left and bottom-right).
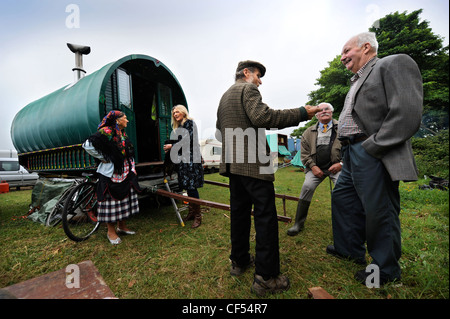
[{"x1": 304, "y1": 104, "x2": 330, "y2": 120}]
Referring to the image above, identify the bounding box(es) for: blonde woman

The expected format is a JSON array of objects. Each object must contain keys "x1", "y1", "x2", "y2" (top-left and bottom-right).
[{"x1": 164, "y1": 105, "x2": 204, "y2": 228}]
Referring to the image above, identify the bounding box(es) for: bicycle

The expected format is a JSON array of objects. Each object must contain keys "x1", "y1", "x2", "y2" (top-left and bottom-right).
[{"x1": 62, "y1": 175, "x2": 100, "y2": 242}]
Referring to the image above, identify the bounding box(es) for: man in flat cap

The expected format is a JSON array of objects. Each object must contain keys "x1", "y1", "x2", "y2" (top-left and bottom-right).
[{"x1": 216, "y1": 60, "x2": 320, "y2": 296}]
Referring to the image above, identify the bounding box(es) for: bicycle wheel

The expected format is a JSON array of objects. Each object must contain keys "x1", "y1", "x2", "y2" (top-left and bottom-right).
[
  {"x1": 46, "y1": 182, "x2": 79, "y2": 227},
  {"x1": 62, "y1": 181, "x2": 100, "y2": 242}
]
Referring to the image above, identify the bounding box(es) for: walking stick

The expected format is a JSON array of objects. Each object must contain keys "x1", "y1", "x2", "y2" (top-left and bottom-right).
[{"x1": 329, "y1": 176, "x2": 334, "y2": 198}]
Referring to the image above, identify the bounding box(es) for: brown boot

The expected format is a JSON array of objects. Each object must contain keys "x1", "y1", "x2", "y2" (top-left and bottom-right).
[
  {"x1": 183, "y1": 204, "x2": 196, "y2": 222},
  {"x1": 191, "y1": 204, "x2": 202, "y2": 228},
  {"x1": 251, "y1": 274, "x2": 290, "y2": 297}
]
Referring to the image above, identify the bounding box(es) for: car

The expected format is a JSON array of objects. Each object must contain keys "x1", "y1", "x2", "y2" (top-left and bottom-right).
[{"x1": 0, "y1": 158, "x2": 39, "y2": 190}]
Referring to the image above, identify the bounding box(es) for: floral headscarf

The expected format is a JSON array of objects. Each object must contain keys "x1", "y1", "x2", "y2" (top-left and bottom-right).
[{"x1": 97, "y1": 110, "x2": 127, "y2": 156}]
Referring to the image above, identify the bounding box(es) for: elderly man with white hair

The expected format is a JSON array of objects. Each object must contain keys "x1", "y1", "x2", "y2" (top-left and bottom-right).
[
  {"x1": 287, "y1": 103, "x2": 342, "y2": 236},
  {"x1": 328, "y1": 32, "x2": 422, "y2": 285}
]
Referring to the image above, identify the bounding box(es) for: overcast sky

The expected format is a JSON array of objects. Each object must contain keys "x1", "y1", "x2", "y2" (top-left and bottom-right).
[{"x1": 1, "y1": 0, "x2": 448, "y2": 151}]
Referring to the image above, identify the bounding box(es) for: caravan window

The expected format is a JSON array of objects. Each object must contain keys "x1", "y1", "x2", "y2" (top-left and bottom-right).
[
  {"x1": 117, "y1": 68, "x2": 132, "y2": 109},
  {"x1": 212, "y1": 146, "x2": 222, "y2": 156},
  {"x1": 104, "y1": 68, "x2": 132, "y2": 113}
]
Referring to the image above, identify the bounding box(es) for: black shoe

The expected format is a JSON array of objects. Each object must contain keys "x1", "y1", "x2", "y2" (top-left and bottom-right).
[
  {"x1": 326, "y1": 245, "x2": 366, "y2": 265},
  {"x1": 230, "y1": 256, "x2": 255, "y2": 276},
  {"x1": 354, "y1": 268, "x2": 400, "y2": 287}
]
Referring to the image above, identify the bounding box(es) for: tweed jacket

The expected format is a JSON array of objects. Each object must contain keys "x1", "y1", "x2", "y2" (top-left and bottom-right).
[
  {"x1": 301, "y1": 119, "x2": 341, "y2": 173},
  {"x1": 351, "y1": 54, "x2": 423, "y2": 181},
  {"x1": 216, "y1": 80, "x2": 309, "y2": 181}
]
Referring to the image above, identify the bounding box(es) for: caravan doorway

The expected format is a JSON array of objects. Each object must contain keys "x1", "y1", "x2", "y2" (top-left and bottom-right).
[{"x1": 131, "y1": 74, "x2": 161, "y2": 164}]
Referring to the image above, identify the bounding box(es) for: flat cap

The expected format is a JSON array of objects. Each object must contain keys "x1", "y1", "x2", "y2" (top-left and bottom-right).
[{"x1": 236, "y1": 60, "x2": 266, "y2": 77}]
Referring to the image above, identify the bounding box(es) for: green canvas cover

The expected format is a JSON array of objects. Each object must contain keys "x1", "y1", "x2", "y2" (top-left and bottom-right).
[
  {"x1": 11, "y1": 66, "x2": 109, "y2": 154},
  {"x1": 28, "y1": 178, "x2": 77, "y2": 224}
]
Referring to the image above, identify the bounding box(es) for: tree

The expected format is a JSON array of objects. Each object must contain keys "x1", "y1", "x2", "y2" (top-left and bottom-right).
[{"x1": 370, "y1": 10, "x2": 449, "y2": 115}]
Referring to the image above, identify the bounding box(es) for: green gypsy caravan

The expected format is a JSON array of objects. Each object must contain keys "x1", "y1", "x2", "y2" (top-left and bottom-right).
[{"x1": 11, "y1": 44, "x2": 188, "y2": 180}]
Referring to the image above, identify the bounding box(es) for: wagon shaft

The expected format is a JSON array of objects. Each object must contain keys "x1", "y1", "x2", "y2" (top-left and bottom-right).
[{"x1": 153, "y1": 188, "x2": 292, "y2": 223}]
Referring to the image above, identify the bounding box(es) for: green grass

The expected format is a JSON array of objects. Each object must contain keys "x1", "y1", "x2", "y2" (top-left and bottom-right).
[{"x1": 0, "y1": 167, "x2": 448, "y2": 299}]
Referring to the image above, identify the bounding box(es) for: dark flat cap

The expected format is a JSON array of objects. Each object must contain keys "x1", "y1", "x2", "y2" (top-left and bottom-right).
[{"x1": 236, "y1": 60, "x2": 266, "y2": 77}]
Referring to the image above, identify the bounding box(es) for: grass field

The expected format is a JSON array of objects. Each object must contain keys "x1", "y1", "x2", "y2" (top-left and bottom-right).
[{"x1": 0, "y1": 167, "x2": 448, "y2": 300}]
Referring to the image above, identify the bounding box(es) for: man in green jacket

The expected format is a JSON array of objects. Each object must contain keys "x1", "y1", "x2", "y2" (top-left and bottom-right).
[
  {"x1": 287, "y1": 103, "x2": 342, "y2": 236},
  {"x1": 216, "y1": 60, "x2": 320, "y2": 296}
]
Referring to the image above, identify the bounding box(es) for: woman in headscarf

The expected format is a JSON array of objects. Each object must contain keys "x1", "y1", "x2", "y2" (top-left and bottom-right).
[
  {"x1": 164, "y1": 105, "x2": 204, "y2": 228},
  {"x1": 83, "y1": 110, "x2": 142, "y2": 244}
]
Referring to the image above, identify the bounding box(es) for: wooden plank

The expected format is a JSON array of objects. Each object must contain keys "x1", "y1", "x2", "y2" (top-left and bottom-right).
[
  {"x1": 155, "y1": 188, "x2": 292, "y2": 223},
  {"x1": 156, "y1": 188, "x2": 231, "y2": 211},
  {"x1": 307, "y1": 287, "x2": 334, "y2": 299},
  {"x1": 205, "y1": 180, "x2": 299, "y2": 201},
  {"x1": 1, "y1": 260, "x2": 116, "y2": 299}
]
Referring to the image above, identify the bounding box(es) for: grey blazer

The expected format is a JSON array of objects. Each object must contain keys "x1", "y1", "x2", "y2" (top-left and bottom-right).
[
  {"x1": 351, "y1": 54, "x2": 423, "y2": 181},
  {"x1": 216, "y1": 80, "x2": 309, "y2": 181}
]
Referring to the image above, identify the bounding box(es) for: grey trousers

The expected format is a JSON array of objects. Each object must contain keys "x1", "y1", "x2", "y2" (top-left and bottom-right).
[{"x1": 299, "y1": 170, "x2": 340, "y2": 201}]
